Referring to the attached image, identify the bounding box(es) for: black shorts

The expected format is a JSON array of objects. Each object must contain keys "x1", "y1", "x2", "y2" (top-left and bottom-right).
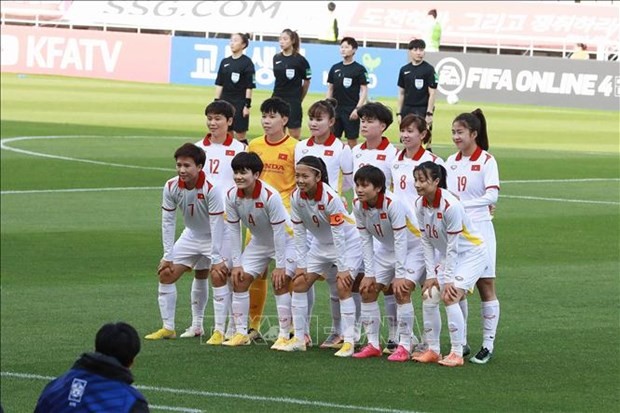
[
  {"x1": 333, "y1": 107, "x2": 360, "y2": 140},
  {"x1": 401, "y1": 105, "x2": 427, "y2": 118},
  {"x1": 223, "y1": 98, "x2": 249, "y2": 133},
  {"x1": 275, "y1": 96, "x2": 303, "y2": 129}
]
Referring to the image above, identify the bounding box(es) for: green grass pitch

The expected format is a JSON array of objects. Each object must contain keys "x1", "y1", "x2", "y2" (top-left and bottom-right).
[{"x1": 1, "y1": 72, "x2": 619, "y2": 412}]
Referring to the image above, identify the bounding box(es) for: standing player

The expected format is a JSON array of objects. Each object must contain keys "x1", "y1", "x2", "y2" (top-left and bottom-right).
[
  {"x1": 145, "y1": 143, "x2": 227, "y2": 340},
  {"x1": 223, "y1": 152, "x2": 295, "y2": 347},
  {"x1": 391, "y1": 114, "x2": 444, "y2": 201},
  {"x1": 214, "y1": 33, "x2": 256, "y2": 145},
  {"x1": 352, "y1": 102, "x2": 400, "y2": 352},
  {"x1": 196, "y1": 100, "x2": 246, "y2": 344},
  {"x1": 445, "y1": 109, "x2": 500, "y2": 364},
  {"x1": 295, "y1": 99, "x2": 354, "y2": 195},
  {"x1": 413, "y1": 161, "x2": 488, "y2": 367},
  {"x1": 351, "y1": 165, "x2": 425, "y2": 361},
  {"x1": 283, "y1": 156, "x2": 362, "y2": 356},
  {"x1": 396, "y1": 39, "x2": 438, "y2": 151},
  {"x1": 326, "y1": 37, "x2": 369, "y2": 148},
  {"x1": 245, "y1": 97, "x2": 298, "y2": 341},
  {"x1": 295, "y1": 99, "x2": 355, "y2": 348},
  {"x1": 272, "y1": 28, "x2": 312, "y2": 140}
]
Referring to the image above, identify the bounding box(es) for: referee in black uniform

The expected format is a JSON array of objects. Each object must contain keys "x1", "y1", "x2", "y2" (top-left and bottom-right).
[
  {"x1": 214, "y1": 33, "x2": 256, "y2": 145},
  {"x1": 396, "y1": 39, "x2": 437, "y2": 151}
]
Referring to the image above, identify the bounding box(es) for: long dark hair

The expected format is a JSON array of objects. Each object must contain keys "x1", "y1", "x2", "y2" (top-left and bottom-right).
[{"x1": 452, "y1": 109, "x2": 489, "y2": 151}]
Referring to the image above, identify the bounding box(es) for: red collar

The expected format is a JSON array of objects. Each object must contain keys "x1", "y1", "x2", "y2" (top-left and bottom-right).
[
  {"x1": 237, "y1": 179, "x2": 262, "y2": 199},
  {"x1": 362, "y1": 192, "x2": 385, "y2": 210},
  {"x1": 202, "y1": 133, "x2": 234, "y2": 147},
  {"x1": 300, "y1": 181, "x2": 324, "y2": 201},
  {"x1": 179, "y1": 170, "x2": 206, "y2": 189},
  {"x1": 455, "y1": 146, "x2": 482, "y2": 161},
  {"x1": 360, "y1": 137, "x2": 390, "y2": 150},
  {"x1": 422, "y1": 188, "x2": 442, "y2": 208},
  {"x1": 307, "y1": 133, "x2": 337, "y2": 147},
  {"x1": 398, "y1": 146, "x2": 425, "y2": 161},
  {"x1": 265, "y1": 134, "x2": 291, "y2": 146}
]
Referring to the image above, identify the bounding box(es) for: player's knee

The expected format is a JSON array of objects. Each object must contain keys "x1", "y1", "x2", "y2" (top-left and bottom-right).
[
  {"x1": 158, "y1": 268, "x2": 174, "y2": 283},
  {"x1": 422, "y1": 286, "x2": 441, "y2": 306}
]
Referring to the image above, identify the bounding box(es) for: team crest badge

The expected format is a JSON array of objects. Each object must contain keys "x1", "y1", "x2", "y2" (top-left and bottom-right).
[
  {"x1": 415, "y1": 79, "x2": 424, "y2": 89},
  {"x1": 471, "y1": 165, "x2": 481, "y2": 171},
  {"x1": 286, "y1": 69, "x2": 295, "y2": 79},
  {"x1": 69, "y1": 378, "x2": 88, "y2": 404},
  {"x1": 343, "y1": 77, "x2": 352, "y2": 88},
  {"x1": 225, "y1": 150, "x2": 235, "y2": 156},
  {"x1": 324, "y1": 150, "x2": 334, "y2": 156},
  {"x1": 231, "y1": 72, "x2": 240, "y2": 83}
]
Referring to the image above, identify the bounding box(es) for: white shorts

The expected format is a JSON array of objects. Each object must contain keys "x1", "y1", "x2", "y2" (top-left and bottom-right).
[
  {"x1": 372, "y1": 243, "x2": 426, "y2": 287},
  {"x1": 306, "y1": 239, "x2": 363, "y2": 278},
  {"x1": 437, "y1": 248, "x2": 488, "y2": 291},
  {"x1": 172, "y1": 230, "x2": 213, "y2": 271},
  {"x1": 476, "y1": 220, "x2": 496, "y2": 278},
  {"x1": 241, "y1": 238, "x2": 296, "y2": 278}
]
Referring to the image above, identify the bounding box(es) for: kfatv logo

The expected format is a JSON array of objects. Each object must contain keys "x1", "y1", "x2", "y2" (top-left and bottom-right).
[{"x1": 436, "y1": 57, "x2": 466, "y2": 96}]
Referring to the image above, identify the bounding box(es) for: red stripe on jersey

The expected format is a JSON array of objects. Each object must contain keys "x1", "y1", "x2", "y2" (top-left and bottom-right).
[
  {"x1": 162, "y1": 207, "x2": 176, "y2": 211},
  {"x1": 209, "y1": 211, "x2": 224, "y2": 215},
  {"x1": 486, "y1": 185, "x2": 501, "y2": 190},
  {"x1": 291, "y1": 219, "x2": 303, "y2": 224},
  {"x1": 227, "y1": 219, "x2": 240, "y2": 223},
  {"x1": 447, "y1": 230, "x2": 463, "y2": 234},
  {"x1": 392, "y1": 225, "x2": 406, "y2": 230},
  {"x1": 271, "y1": 219, "x2": 285, "y2": 225}
]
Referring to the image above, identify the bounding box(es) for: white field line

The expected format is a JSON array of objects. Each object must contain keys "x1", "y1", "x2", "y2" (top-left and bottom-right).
[
  {"x1": 1, "y1": 371, "x2": 422, "y2": 413},
  {"x1": 1, "y1": 135, "x2": 618, "y2": 205}
]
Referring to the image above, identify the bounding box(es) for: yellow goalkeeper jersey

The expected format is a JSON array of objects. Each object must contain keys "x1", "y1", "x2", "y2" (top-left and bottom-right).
[{"x1": 248, "y1": 134, "x2": 297, "y2": 210}]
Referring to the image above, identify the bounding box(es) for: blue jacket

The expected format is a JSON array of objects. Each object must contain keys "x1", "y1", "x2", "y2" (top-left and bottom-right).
[{"x1": 34, "y1": 352, "x2": 149, "y2": 413}]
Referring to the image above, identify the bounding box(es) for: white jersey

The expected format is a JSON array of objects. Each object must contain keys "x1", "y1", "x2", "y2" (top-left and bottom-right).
[
  {"x1": 351, "y1": 137, "x2": 398, "y2": 189},
  {"x1": 225, "y1": 179, "x2": 292, "y2": 269},
  {"x1": 414, "y1": 188, "x2": 486, "y2": 282},
  {"x1": 392, "y1": 147, "x2": 444, "y2": 202},
  {"x1": 295, "y1": 133, "x2": 354, "y2": 193},
  {"x1": 161, "y1": 171, "x2": 225, "y2": 263},
  {"x1": 445, "y1": 146, "x2": 499, "y2": 222},
  {"x1": 290, "y1": 181, "x2": 358, "y2": 271},
  {"x1": 353, "y1": 190, "x2": 422, "y2": 279},
  {"x1": 196, "y1": 133, "x2": 246, "y2": 193}
]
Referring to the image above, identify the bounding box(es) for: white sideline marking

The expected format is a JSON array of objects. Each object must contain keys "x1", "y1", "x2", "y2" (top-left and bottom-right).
[
  {"x1": 2, "y1": 135, "x2": 618, "y2": 206},
  {"x1": 1, "y1": 371, "x2": 422, "y2": 413},
  {"x1": 502, "y1": 195, "x2": 619, "y2": 205},
  {"x1": 1, "y1": 372, "x2": 202, "y2": 413}
]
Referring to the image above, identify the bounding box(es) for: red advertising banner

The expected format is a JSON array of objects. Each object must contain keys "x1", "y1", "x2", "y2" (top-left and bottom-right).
[{"x1": 0, "y1": 25, "x2": 170, "y2": 83}]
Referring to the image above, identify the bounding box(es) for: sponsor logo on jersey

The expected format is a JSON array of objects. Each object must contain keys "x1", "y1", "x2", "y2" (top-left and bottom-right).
[
  {"x1": 471, "y1": 164, "x2": 481, "y2": 171},
  {"x1": 226, "y1": 150, "x2": 236, "y2": 156},
  {"x1": 255, "y1": 202, "x2": 264, "y2": 208},
  {"x1": 302, "y1": 149, "x2": 309, "y2": 154},
  {"x1": 278, "y1": 153, "x2": 288, "y2": 160},
  {"x1": 451, "y1": 165, "x2": 458, "y2": 170},
  {"x1": 265, "y1": 163, "x2": 285, "y2": 171},
  {"x1": 377, "y1": 154, "x2": 386, "y2": 160}
]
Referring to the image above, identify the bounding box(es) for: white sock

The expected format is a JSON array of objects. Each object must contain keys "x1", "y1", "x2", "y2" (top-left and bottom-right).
[
  {"x1": 459, "y1": 298, "x2": 469, "y2": 347},
  {"x1": 306, "y1": 284, "x2": 315, "y2": 335},
  {"x1": 225, "y1": 278, "x2": 235, "y2": 337},
  {"x1": 291, "y1": 292, "x2": 307, "y2": 340},
  {"x1": 158, "y1": 283, "x2": 177, "y2": 331},
  {"x1": 191, "y1": 278, "x2": 208, "y2": 330},
  {"x1": 423, "y1": 301, "x2": 441, "y2": 353},
  {"x1": 326, "y1": 273, "x2": 341, "y2": 334},
  {"x1": 445, "y1": 303, "x2": 464, "y2": 356},
  {"x1": 275, "y1": 293, "x2": 293, "y2": 339},
  {"x1": 232, "y1": 291, "x2": 249, "y2": 335},
  {"x1": 397, "y1": 302, "x2": 414, "y2": 350},
  {"x1": 481, "y1": 299, "x2": 500, "y2": 351},
  {"x1": 340, "y1": 297, "x2": 356, "y2": 344},
  {"x1": 352, "y1": 292, "x2": 362, "y2": 341},
  {"x1": 361, "y1": 301, "x2": 381, "y2": 348},
  {"x1": 384, "y1": 294, "x2": 397, "y2": 341},
  {"x1": 212, "y1": 284, "x2": 230, "y2": 333}
]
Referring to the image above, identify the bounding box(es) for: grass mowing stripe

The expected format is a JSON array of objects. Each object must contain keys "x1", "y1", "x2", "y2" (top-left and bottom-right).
[
  {"x1": 502, "y1": 195, "x2": 620, "y2": 205},
  {"x1": 1, "y1": 371, "x2": 422, "y2": 413}
]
